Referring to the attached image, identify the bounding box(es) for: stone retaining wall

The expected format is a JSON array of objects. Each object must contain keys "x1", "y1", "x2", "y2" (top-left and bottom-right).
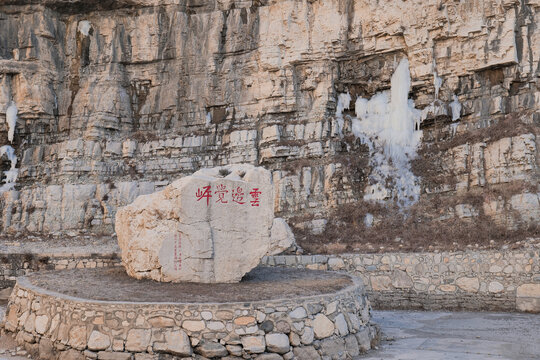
[
  {"x1": 263, "y1": 247, "x2": 540, "y2": 313},
  {"x1": 2, "y1": 276, "x2": 379, "y2": 360},
  {"x1": 2, "y1": 246, "x2": 539, "y2": 313}
]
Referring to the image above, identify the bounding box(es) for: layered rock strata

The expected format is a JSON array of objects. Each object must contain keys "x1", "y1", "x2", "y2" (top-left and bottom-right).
[{"x1": 0, "y1": 0, "x2": 538, "y2": 245}]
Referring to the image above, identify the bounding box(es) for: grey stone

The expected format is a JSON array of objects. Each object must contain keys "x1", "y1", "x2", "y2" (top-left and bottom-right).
[
  {"x1": 275, "y1": 321, "x2": 290, "y2": 334},
  {"x1": 355, "y1": 327, "x2": 371, "y2": 352},
  {"x1": 153, "y1": 329, "x2": 192, "y2": 357},
  {"x1": 306, "y1": 303, "x2": 324, "y2": 315},
  {"x1": 319, "y1": 337, "x2": 345, "y2": 358},
  {"x1": 255, "y1": 354, "x2": 283, "y2": 360},
  {"x1": 260, "y1": 320, "x2": 274, "y2": 333},
  {"x1": 334, "y1": 313, "x2": 349, "y2": 336},
  {"x1": 293, "y1": 346, "x2": 321, "y2": 360},
  {"x1": 96, "y1": 352, "x2": 132, "y2": 360},
  {"x1": 196, "y1": 341, "x2": 228, "y2": 358},
  {"x1": 301, "y1": 327, "x2": 314, "y2": 345},
  {"x1": 289, "y1": 307, "x2": 307, "y2": 320},
  {"x1": 265, "y1": 333, "x2": 290, "y2": 354},
  {"x1": 344, "y1": 334, "x2": 360, "y2": 357},
  {"x1": 225, "y1": 345, "x2": 243, "y2": 357}
]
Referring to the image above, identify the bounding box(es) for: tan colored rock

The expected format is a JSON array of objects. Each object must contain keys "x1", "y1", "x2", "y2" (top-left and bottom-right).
[
  {"x1": 516, "y1": 284, "x2": 540, "y2": 312},
  {"x1": 241, "y1": 336, "x2": 266, "y2": 353},
  {"x1": 88, "y1": 330, "x2": 111, "y2": 351},
  {"x1": 370, "y1": 276, "x2": 392, "y2": 291},
  {"x1": 116, "y1": 164, "x2": 295, "y2": 283},
  {"x1": 68, "y1": 325, "x2": 87, "y2": 351},
  {"x1": 313, "y1": 314, "x2": 334, "y2": 339},
  {"x1": 456, "y1": 277, "x2": 480, "y2": 293},
  {"x1": 125, "y1": 329, "x2": 151, "y2": 352},
  {"x1": 517, "y1": 284, "x2": 540, "y2": 298},
  {"x1": 488, "y1": 282, "x2": 504, "y2": 293},
  {"x1": 182, "y1": 320, "x2": 205, "y2": 332},
  {"x1": 34, "y1": 315, "x2": 49, "y2": 335},
  {"x1": 153, "y1": 329, "x2": 192, "y2": 357},
  {"x1": 234, "y1": 316, "x2": 256, "y2": 326}
]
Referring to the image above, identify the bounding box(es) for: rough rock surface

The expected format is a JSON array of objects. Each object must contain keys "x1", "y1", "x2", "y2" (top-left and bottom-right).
[
  {"x1": 0, "y1": 0, "x2": 538, "y2": 247},
  {"x1": 115, "y1": 164, "x2": 294, "y2": 283}
]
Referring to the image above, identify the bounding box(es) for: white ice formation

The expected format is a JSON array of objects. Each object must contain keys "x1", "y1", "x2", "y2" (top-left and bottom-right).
[
  {"x1": 335, "y1": 92, "x2": 352, "y2": 137},
  {"x1": 0, "y1": 145, "x2": 18, "y2": 193},
  {"x1": 450, "y1": 94, "x2": 462, "y2": 121},
  {"x1": 6, "y1": 101, "x2": 17, "y2": 143},
  {"x1": 341, "y1": 58, "x2": 423, "y2": 208},
  {"x1": 78, "y1": 20, "x2": 92, "y2": 36}
]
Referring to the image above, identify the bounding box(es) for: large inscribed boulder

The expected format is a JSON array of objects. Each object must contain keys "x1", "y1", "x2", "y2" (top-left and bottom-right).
[{"x1": 115, "y1": 165, "x2": 295, "y2": 283}]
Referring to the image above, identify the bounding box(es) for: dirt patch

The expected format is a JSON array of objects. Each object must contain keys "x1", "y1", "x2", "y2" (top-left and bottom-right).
[
  {"x1": 293, "y1": 195, "x2": 539, "y2": 254},
  {"x1": 26, "y1": 267, "x2": 353, "y2": 303}
]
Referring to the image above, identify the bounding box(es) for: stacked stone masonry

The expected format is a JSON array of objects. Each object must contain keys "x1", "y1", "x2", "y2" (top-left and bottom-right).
[
  {"x1": 2, "y1": 244, "x2": 539, "y2": 314},
  {"x1": 1, "y1": 276, "x2": 379, "y2": 360},
  {"x1": 0, "y1": 0, "x2": 538, "y2": 241},
  {"x1": 263, "y1": 245, "x2": 540, "y2": 313}
]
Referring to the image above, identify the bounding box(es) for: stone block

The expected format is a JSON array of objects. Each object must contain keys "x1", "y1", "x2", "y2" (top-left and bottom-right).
[
  {"x1": 116, "y1": 165, "x2": 295, "y2": 283},
  {"x1": 241, "y1": 336, "x2": 266, "y2": 353},
  {"x1": 265, "y1": 333, "x2": 290, "y2": 354},
  {"x1": 313, "y1": 314, "x2": 334, "y2": 339},
  {"x1": 516, "y1": 284, "x2": 540, "y2": 313},
  {"x1": 125, "y1": 329, "x2": 151, "y2": 352},
  {"x1": 196, "y1": 341, "x2": 228, "y2": 358}
]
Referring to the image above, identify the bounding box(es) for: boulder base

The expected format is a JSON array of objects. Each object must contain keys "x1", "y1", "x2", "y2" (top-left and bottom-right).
[{"x1": 115, "y1": 164, "x2": 294, "y2": 283}]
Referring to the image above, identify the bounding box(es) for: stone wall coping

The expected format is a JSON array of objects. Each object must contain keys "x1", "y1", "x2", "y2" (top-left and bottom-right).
[{"x1": 14, "y1": 271, "x2": 365, "y2": 307}]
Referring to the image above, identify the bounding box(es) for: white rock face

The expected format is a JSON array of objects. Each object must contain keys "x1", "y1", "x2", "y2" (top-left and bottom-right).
[{"x1": 115, "y1": 164, "x2": 295, "y2": 283}]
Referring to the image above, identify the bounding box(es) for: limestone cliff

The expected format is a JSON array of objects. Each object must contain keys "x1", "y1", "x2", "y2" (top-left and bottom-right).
[{"x1": 0, "y1": 0, "x2": 538, "y2": 251}]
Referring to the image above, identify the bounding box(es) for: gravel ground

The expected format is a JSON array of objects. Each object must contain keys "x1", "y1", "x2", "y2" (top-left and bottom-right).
[{"x1": 25, "y1": 266, "x2": 353, "y2": 303}]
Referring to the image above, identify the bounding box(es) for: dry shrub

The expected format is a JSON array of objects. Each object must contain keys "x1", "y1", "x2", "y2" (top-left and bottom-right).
[{"x1": 294, "y1": 190, "x2": 539, "y2": 254}]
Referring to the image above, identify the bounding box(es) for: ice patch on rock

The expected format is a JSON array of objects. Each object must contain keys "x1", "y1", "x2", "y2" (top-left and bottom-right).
[
  {"x1": 364, "y1": 213, "x2": 374, "y2": 228},
  {"x1": 450, "y1": 94, "x2": 462, "y2": 121},
  {"x1": 0, "y1": 145, "x2": 18, "y2": 193},
  {"x1": 335, "y1": 92, "x2": 351, "y2": 138},
  {"x1": 78, "y1": 20, "x2": 92, "y2": 36},
  {"x1": 346, "y1": 58, "x2": 422, "y2": 208},
  {"x1": 6, "y1": 101, "x2": 17, "y2": 143}
]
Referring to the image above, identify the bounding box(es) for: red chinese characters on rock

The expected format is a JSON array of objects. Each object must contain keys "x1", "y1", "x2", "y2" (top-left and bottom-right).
[
  {"x1": 173, "y1": 233, "x2": 181, "y2": 271},
  {"x1": 215, "y1": 184, "x2": 228, "y2": 204},
  {"x1": 231, "y1": 187, "x2": 246, "y2": 205},
  {"x1": 195, "y1": 185, "x2": 262, "y2": 207},
  {"x1": 195, "y1": 185, "x2": 212, "y2": 205},
  {"x1": 249, "y1": 188, "x2": 261, "y2": 207}
]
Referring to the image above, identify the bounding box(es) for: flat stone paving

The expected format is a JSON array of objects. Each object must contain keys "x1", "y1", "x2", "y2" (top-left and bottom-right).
[
  {"x1": 25, "y1": 267, "x2": 352, "y2": 303},
  {"x1": 360, "y1": 310, "x2": 540, "y2": 360}
]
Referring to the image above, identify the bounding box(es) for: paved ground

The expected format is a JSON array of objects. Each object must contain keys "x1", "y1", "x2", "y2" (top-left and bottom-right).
[
  {"x1": 1, "y1": 305, "x2": 539, "y2": 359},
  {"x1": 361, "y1": 310, "x2": 540, "y2": 360}
]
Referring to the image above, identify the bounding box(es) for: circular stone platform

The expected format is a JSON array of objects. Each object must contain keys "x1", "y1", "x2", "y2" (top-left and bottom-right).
[{"x1": 2, "y1": 267, "x2": 379, "y2": 360}]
